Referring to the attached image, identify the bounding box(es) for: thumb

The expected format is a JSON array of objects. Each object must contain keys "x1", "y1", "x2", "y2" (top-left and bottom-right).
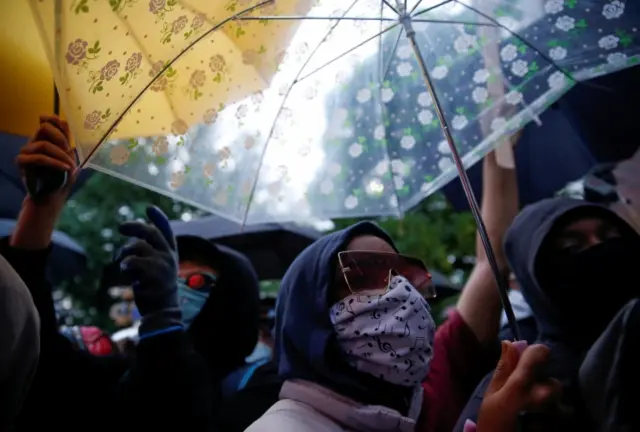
[
  {"x1": 503, "y1": 344, "x2": 551, "y2": 394},
  {"x1": 487, "y1": 341, "x2": 520, "y2": 394},
  {"x1": 146, "y1": 206, "x2": 175, "y2": 251}
]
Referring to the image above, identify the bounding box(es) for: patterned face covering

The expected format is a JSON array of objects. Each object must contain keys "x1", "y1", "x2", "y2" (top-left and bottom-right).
[{"x1": 330, "y1": 275, "x2": 436, "y2": 387}]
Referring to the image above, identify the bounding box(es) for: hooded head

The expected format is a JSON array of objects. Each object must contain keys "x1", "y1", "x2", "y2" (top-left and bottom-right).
[
  {"x1": 177, "y1": 236, "x2": 260, "y2": 378},
  {"x1": 274, "y1": 221, "x2": 435, "y2": 412},
  {"x1": 505, "y1": 198, "x2": 640, "y2": 350},
  {"x1": 0, "y1": 254, "x2": 39, "y2": 429}
]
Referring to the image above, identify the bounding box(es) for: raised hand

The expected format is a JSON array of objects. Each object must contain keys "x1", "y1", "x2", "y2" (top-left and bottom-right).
[
  {"x1": 117, "y1": 206, "x2": 182, "y2": 339},
  {"x1": 477, "y1": 342, "x2": 562, "y2": 431}
]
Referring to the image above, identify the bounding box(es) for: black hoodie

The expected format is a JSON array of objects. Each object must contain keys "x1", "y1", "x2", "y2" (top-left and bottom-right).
[{"x1": 454, "y1": 198, "x2": 640, "y2": 431}]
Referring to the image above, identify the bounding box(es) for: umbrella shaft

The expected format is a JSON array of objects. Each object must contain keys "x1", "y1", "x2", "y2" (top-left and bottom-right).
[{"x1": 402, "y1": 20, "x2": 522, "y2": 341}]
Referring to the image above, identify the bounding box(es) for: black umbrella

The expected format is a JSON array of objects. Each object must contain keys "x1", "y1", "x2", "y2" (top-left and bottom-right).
[
  {"x1": 0, "y1": 219, "x2": 86, "y2": 285},
  {"x1": 170, "y1": 216, "x2": 322, "y2": 281}
]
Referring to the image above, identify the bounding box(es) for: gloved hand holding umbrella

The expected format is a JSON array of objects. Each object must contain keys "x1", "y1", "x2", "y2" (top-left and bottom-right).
[{"x1": 117, "y1": 206, "x2": 183, "y2": 340}]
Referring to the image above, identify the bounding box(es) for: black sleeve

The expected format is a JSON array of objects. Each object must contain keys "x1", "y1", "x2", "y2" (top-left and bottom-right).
[
  {"x1": 117, "y1": 330, "x2": 214, "y2": 431},
  {"x1": 0, "y1": 238, "x2": 129, "y2": 431}
]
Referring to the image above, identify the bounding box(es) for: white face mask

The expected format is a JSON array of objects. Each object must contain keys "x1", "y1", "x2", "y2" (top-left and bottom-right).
[{"x1": 329, "y1": 275, "x2": 436, "y2": 387}]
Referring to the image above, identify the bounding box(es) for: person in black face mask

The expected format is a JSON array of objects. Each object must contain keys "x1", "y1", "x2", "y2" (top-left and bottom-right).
[{"x1": 454, "y1": 197, "x2": 640, "y2": 431}]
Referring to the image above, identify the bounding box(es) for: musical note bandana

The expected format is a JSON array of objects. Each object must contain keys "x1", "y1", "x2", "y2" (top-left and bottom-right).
[{"x1": 330, "y1": 275, "x2": 436, "y2": 387}]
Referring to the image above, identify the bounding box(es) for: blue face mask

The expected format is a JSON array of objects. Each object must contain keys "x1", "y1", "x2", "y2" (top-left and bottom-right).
[{"x1": 177, "y1": 281, "x2": 210, "y2": 327}]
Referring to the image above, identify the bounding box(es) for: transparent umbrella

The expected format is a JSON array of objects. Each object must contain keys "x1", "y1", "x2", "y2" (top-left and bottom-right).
[{"x1": 39, "y1": 0, "x2": 640, "y2": 337}]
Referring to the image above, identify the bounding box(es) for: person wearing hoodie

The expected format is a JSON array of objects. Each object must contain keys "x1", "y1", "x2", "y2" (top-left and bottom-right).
[
  {"x1": 0, "y1": 254, "x2": 39, "y2": 431},
  {"x1": 454, "y1": 197, "x2": 640, "y2": 430},
  {"x1": 4, "y1": 115, "x2": 260, "y2": 431}
]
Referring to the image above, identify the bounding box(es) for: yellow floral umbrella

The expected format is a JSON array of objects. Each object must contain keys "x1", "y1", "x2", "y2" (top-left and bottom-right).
[
  {"x1": 22, "y1": 0, "x2": 311, "y2": 161},
  {"x1": 0, "y1": 0, "x2": 57, "y2": 137}
]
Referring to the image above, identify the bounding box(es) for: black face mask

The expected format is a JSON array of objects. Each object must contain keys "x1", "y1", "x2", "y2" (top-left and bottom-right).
[{"x1": 541, "y1": 236, "x2": 640, "y2": 344}]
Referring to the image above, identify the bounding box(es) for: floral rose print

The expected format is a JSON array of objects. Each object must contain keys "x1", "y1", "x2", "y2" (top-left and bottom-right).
[
  {"x1": 242, "y1": 49, "x2": 260, "y2": 66},
  {"x1": 599, "y1": 35, "x2": 620, "y2": 50},
  {"x1": 110, "y1": 145, "x2": 131, "y2": 166},
  {"x1": 125, "y1": 52, "x2": 142, "y2": 73},
  {"x1": 172, "y1": 15, "x2": 188, "y2": 34},
  {"x1": 544, "y1": 0, "x2": 564, "y2": 15},
  {"x1": 192, "y1": 13, "x2": 205, "y2": 30},
  {"x1": 244, "y1": 135, "x2": 257, "y2": 150},
  {"x1": 65, "y1": 39, "x2": 88, "y2": 65},
  {"x1": 209, "y1": 54, "x2": 226, "y2": 72},
  {"x1": 149, "y1": 0, "x2": 166, "y2": 13},
  {"x1": 100, "y1": 60, "x2": 121, "y2": 81},
  {"x1": 170, "y1": 171, "x2": 185, "y2": 189},
  {"x1": 189, "y1": 70, "x2": 206, "y2": 88},
  {"x1": 500, "y1": 44, "x2": 518, "y2": 62},
  {"x1": 555, "y1": 16, "x2": 575, "y2": 32},
  {"x1": 152, "y1": 137, "x2": 169, "y2": 155},
  {"x1": 84, "y1": 110, "x2": 104, "y2": 129},
  {"x1": 171, "y1": 119, "x2": 188, "y2": 135},
  {"x1": 120, "y1": 52, "x2": 143, "y2": 85},
  {"x1": 148, "y1": 60, "x2": 177, "y2": 92},
  {"x1": 203, "y1": 162, "x2": 216, "y2": 177},
  {"x1": 186, "y1": 70, "x2": 206, "y2": 99},
  {"x1": 203, "y1": 109, "x2": 218, "y2": 124}
]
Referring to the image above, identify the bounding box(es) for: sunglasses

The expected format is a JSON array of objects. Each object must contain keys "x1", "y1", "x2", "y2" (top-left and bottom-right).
[
  {"x1": 337, "y1": 250, "x2": 436, "y2": 298},
  {"x1": 179, "y1": 272, "x2": 217, "y2": 292}
]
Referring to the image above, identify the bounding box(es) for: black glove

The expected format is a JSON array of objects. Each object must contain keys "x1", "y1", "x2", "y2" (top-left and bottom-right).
[{"x1": 117, "y1": 206, "x2": 181, "y2": 339}]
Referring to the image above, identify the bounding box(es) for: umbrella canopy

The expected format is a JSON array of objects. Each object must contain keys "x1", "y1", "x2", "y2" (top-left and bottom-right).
[
  {"x1": 84, "y1": 0, "x2": 640, "y2": 225},
  {"x1": 0, "y1": 132, "x2": 92, "y2": 219},
  {"x1": 443, "y1": 102, "x2": 596, "y2": 210},
  {"x1": 0, "y1": 219, "x2": 87, "y2": 285},
  {"x1": 170, "y1": 215, "x2": 321, "y2": 279},
  {"x1": 23, "y1": 0, "x2": 310, "y2": 162}
]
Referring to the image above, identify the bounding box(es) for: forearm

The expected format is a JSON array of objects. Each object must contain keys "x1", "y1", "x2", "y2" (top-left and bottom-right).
[
  {"x1": 475, "y1": 150, "x2": 519, "y2": 268},
  {"x1": 10, "y1": 198, "x2": 63, "y2": 250}
]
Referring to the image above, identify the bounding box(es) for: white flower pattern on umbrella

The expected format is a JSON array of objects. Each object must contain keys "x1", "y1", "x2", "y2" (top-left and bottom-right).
[
  {"x1": 548, "y1": 71, "x2": 567, "y2": 89},
  {"x1": 598, "y1": 35, "x2": 620, "y2": 50},
  {"x1": 452, "y1": 115, "x2": 468, "y2": 130},
  {"x1": 607, "y1": 52, "x2": 627, "y2": 66},
  {"x1": 431, "y1": 65, "x2": 449, "y2": 80},
  {"x1": 381, "y1": 88, "x2": 394, "y2": 103},
  {"x1": 602, "y1": 1, "x2": 625, "y2": 20},
  {"x1": 454, "y1": 34, "x2": 477, "y2": 54},
  {"x1": 356, "y1": 88, "x2": 372, "y2": 103},
  {"x1": 491, "y1": 117, "x2": 507, "y2": 132},
  {"x1": 544, "y1": 0, "x2": 564, "y2": 14},
  {"x1": 511, "y1": 59, "x2": 529, "y2": 77},
  {"x1": 473, "y1": 69, "x2": 490, "y2": 84},
  {"x1": 397, "y1": 62, "x2": 413, "y2": 77},
  {"x1": 472, "y1": 87, "x2": 489, "y2": 104},
  {"x1": 417, "y1": 92, "x2": 433, "y2": 107},
  {"x1": 400, "y1": 135, "x2": 416, "y2": 150},
  {"x1": 418, "y1": 110, "x2": 434, "y2": 125},
  {"x1": 549, "y1": 46, "x2": 568, "y2": 61},
  {"x1": 555, "y1": 16, "x2": 575, "y2": 32},
  {"x1": 505, "y1": 90, "x2": 523, "y2": 106},
  {"x1": 437, "y1": 140, "x2": 451, "y2": 154},
  {"x1": 500, "y1": 44, "x2": 518, "y2": 62},
  {"x1": 348, "y1": 143, "x2": 363, "y2": 158},
  {"x1": 396, "y1": 45, "x2": 412, "y2": 59}
]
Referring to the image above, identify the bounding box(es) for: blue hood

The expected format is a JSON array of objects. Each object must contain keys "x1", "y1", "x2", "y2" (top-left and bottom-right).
[{"x1": 275, "y1": 221, "x2": 408, "y2": 404}]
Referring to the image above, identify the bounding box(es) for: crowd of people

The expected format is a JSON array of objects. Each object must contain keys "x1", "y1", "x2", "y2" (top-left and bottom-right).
[{"x1": 0, "y1": 115, "x2": 638, "y2": 432}]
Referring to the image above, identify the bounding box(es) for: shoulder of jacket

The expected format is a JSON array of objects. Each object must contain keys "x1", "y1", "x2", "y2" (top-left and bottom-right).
[{"x1": 245, "y1": 399, "x2": 342, "y2": 432}]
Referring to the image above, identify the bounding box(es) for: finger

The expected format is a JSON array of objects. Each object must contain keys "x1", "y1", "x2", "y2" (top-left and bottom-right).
[
  {"x1": 528, "y1": 378, "x2": 562, "y2": 408},
  {"x1": 487, "y1": 341, "x2": 520, "y2": 394},
  {"x1": 20, "y1": 140, "x2": 75, "y2": 168},
  {"x1": 34, "y1": 122, "x2": 70, "y2": 150},
  {"x1": 16, "y1": 154, "x2": 72, "y2": 172},
  {"x1": 119, "y1": 256, "x2": 160, "y2": 279},
  {"x1": 119, "y1": 221, "x2": 170, "y2": 252},
  {"x1": 114, "y1": 240, "x2": 156, "y2": 263},
  {"x1": 505, "y1": 344, "x2": 551, "y2": 392},
  {"x1": 39, "y1": 115, "x2": 71, "y2": 139},
  {"x1": 146, "y1": 206, "x2": 176, "y2": 251}
]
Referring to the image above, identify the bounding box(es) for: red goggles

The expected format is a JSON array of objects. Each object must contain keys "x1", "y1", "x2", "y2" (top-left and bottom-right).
[
  {"x1": 337, "y1": 250, "x2": 436, "y2": 298},
  {"x1": 179, "y1": 272, "x2": 217, "y2": 292}
]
